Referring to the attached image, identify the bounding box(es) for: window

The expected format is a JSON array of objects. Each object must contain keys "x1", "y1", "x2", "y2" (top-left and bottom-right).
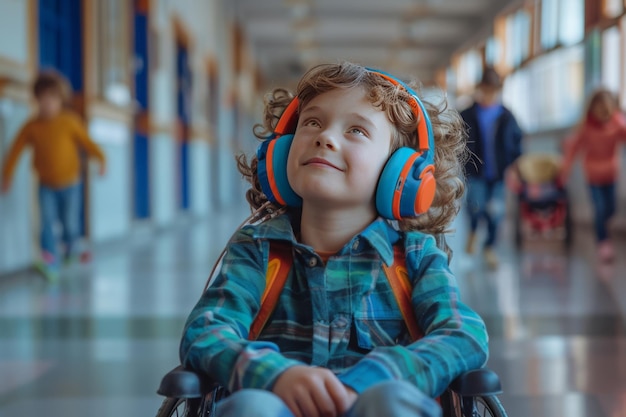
[
  {"x1": 541, "y1": 0, "x2": 559, "y2": 50},
  {"x1": 601, "y1": 26, "x2": 621, "y2": 94},
  {"x1": 455, "y1": 49, "x2": 482, "y2": 95},
  {"x1": 485, "y1": 36, "x2": 499, "y2": 66},
  {"x1": 97, "y1": 0, "x2": 132, "y2": 106},
  {"x1": 559, "y1": 0, "x2": 584, "y2": 46},
  {"x1": 503, "y1": 44, "x2": 584, "y2": 132},
  {"x1": 503, "y1": 10, "x2": 531, "y2": 68}
]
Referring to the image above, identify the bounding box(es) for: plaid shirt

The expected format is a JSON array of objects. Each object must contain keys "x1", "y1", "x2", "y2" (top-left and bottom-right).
[{"x1": 180, "y1": 214, "x2": 488, "y2": 397}]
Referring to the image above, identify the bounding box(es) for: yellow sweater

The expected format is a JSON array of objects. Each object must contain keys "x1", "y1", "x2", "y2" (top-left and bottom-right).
[{"x1": 1, "y1": 110, "x2": 106, "y2": 188}]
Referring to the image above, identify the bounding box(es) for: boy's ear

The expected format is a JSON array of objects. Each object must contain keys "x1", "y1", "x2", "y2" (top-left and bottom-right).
[{"x1": 257, "y1": 134, "x2": 302, "y2": 207}]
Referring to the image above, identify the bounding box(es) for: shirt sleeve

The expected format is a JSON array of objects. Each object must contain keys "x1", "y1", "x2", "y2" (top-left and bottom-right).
[
  {"x1": 179, "y1": 228, "x2": 305, "y2": 393},
  {"x1": 509, "y1": 113, "x2": 523, "y2": 162},
  {"x1": 1, "y1": 122, "x2": 32, "y2": 183},
  {"x1": 337, "y1": 235, "x2": 489, "y2": 397},
  {"x1": 70, "y1": 114, "x2": 106, "y2": 165}
]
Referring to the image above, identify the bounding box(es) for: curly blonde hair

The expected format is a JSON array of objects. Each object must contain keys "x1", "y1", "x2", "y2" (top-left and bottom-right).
[{"x1": 237, "y1": 62, "x2": 468, "y2": 236}]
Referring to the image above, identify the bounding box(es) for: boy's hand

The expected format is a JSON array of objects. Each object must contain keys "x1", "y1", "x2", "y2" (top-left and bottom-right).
[{"x1": 273, "y1": 366, "x2": 356, "y2": 417}]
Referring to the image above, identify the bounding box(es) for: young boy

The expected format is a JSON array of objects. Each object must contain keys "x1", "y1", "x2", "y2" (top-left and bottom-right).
[
  {"x1": 460, "y1": 67, "x2": 523, "y2": 269},
  {"x1": 1, "y1": 70, "x2": 106, "y2": 280},
  {"x1": 180, "y1": 62, "x2": 488, "y2": 417}
]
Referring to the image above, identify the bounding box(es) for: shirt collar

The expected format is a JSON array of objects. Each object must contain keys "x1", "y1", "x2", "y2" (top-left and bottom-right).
[{"x1": 250, "y1": 214, "x2": 401, "y2": 266}]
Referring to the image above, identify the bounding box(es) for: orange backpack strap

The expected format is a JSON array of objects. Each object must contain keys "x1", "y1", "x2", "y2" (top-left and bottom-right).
[
  {"x1": 382, "y1": 244, "x2": 423, "y2": 341},
  {"x1": 248, "y1": 241, "x2": 293, "y2": 341},
  {"x1": 249, "y1": 241, "x2": 421, "y2": 342}
]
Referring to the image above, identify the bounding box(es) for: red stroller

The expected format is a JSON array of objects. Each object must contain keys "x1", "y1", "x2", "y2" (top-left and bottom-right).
[{"x1": 507, "y1": 154, "x2": 571, "y2": 248}]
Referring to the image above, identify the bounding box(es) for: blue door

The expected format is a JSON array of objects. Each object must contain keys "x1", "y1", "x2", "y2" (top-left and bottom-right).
[
  {"x1": 133, "y1": 1, "x2": 150, "y2": 219},
  {"x1": 39, "y1": 0, "x2": 83, "y2": 91},
  {"x1": 176, "y1": 42, "x2": 192, "y2": 211}
]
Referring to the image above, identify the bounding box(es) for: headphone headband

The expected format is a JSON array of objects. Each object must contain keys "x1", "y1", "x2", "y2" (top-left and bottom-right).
[
  {"x1": 273, "y1": 68, "x2": 435, "y2": 153},
  {"x1": 366, "y1": 69, "x2": 434, "y2": 152}
]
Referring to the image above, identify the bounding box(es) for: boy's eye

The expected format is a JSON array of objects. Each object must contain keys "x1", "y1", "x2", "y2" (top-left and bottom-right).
[
  {"x1": 303, "y1": 119, "x2": 321, "y2": 128},
  {"x1": 349, "y1": 127, "x2": 367, "y2": 136}
]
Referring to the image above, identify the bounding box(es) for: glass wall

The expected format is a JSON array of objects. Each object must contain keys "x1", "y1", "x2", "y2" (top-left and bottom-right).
[{"x1": 449, "y1": 0, "x2": 623, "y2": 134}]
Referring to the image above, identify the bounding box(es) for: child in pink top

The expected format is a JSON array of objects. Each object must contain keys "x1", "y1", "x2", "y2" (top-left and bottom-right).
[{"x1": 560, "y1": 88, "x2": 626, "y2": 261}]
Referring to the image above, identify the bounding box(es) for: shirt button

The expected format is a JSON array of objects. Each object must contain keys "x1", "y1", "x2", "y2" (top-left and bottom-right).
[
  {"x1": 352, "y1": 239, "x2": 360, "y2": 251},
  {"x1": 308, "y1": 257, "x2": 317, "y2": 267}
]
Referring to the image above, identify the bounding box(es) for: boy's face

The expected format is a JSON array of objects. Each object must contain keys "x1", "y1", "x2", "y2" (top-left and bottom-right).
[
  {"x1": 37, "y1": 90, "x2": 63, "y2": 118},
  {"x1": 286, "y1": 86, "x2": 393, "y2": 212},
  {"x1": 476, "y1": 84, "x2": 500, "y2": 106}
]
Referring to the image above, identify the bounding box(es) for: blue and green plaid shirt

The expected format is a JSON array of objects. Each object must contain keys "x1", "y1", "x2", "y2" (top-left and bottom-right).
[{"x1": 180, "y1": 214, "x2": 488, "y2": 397}]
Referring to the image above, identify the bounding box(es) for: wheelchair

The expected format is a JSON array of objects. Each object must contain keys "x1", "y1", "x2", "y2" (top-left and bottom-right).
[
  {"x1": 155, "y1": 365, "x2": 507, "y2": 417},
  {"x1": 155, "y1": 218, "x2": 507, "y2": 417}
]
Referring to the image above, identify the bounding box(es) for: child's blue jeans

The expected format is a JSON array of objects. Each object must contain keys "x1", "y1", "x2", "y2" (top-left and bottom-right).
[
  {"x1": 38, "y1": 182, "x2": 82, "y2": 264},
  {"x1": 465, "y1": 177, "x2": 505, "y2": 248},
  {"x1": 589, "y1": 183, "x2": 616, "y2": 242},
  {"x1": 214, "y1": 380, "x2": 441, "y2": 417}
]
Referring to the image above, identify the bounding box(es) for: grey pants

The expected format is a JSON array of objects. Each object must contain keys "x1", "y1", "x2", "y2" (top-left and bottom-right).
[{"x1": 215, "y1": 380, "x2": 441, "y2": 417}]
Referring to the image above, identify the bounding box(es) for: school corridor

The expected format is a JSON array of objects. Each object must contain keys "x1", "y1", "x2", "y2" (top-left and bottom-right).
[
  {"x1": 0, "y1": 208, "x2": 625, "y2": 416},
  {"x1": 1, "y1": 0, "x2": 626, "y2": 416}
]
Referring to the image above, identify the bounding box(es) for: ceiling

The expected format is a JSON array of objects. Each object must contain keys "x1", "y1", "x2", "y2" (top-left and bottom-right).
[{"x1": 233, "y1": 0, "x2": 514, "y2": 88}]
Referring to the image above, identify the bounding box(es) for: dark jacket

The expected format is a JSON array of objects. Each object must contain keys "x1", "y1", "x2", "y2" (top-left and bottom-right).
[{"x1": 460, "y1": 102, "x2": 523, "y2": 180}]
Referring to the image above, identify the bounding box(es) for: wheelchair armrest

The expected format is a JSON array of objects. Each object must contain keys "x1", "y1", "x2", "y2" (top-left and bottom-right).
[
  {"x1": 448, "y1": 368, "x2": 503, "y2": 396},
  {"x1": 157, "y1": 365, "x2": 217, "y2": 398}
]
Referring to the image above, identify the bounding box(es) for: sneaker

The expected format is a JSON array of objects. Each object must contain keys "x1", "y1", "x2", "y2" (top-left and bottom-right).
[
  {"x1": 465, "y1": 232, "x2": 477, "y2": 254},
  {"x1": 484, "y1": 247, "x2": 499, "y2": 270},
  {"x1": 63, "y1": 254, "x2": 79, "y2": 267},
  {"x1": 597, "y1": 240, "x2": 615, "y2": 262},
  {"x1": 34, "y1": 261, "x2": 59, "y2": 283}
]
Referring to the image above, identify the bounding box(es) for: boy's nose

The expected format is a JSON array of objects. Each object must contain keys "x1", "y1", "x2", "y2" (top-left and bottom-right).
[{"x1": 315, "y1": 131, "x2": 337, "y2": 150}]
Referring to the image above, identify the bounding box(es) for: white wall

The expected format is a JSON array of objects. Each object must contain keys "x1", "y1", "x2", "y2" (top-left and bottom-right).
[
  {"x1": 150, "y1": 133, "x2": 177, "y2": 227},
  {"x1": 0, "y1": 99, "x2": 34, "y2": 274},
  {"x1": 88, "y1": 118, "x2": 132, "y2": 242},
  {"x1": 188, "y1": 139, "x2": 211, "y2": 216},
  {"x1": 0, "y1": 0, "x2": 28, "y2": 64}
]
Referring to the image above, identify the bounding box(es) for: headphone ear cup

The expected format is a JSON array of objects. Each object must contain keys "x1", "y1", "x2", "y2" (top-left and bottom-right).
[
  {"x1": 256, "y1": 134, "x2": 302, "y2": 207},
  {"x1": 376, "y1": 147, "x2": 436, "y2": 220}
]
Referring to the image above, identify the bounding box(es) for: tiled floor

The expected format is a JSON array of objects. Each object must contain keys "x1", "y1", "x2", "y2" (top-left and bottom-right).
[{"x1": 0, "y1": 205, "x2": 625, "y2": 417}]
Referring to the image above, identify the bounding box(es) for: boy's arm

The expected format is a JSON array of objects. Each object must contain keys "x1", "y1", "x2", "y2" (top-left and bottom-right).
[
  {"x1": 336, "y1": 236, "x2": 489, "y2": 398},
  {"x1": 180, "y1": 229, "x2": 305, "y2": 393},
  {"x1": 70, "y1": 115, "x2": 106, "y2": 169},
  {"x1": 1, "y1": 124, "x2": 31, "y2": 191}
]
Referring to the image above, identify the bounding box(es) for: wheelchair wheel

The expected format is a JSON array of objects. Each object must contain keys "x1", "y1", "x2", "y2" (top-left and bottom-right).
[
  {"x1": 474, "y1": 396, "x2": 507, "y2": 417},
  {"x1": 155, "y1": 396, "x2": 209, "y2": 417},
  {"x1": 441, "y1": 391, "x2": 507, "y2": 417}
]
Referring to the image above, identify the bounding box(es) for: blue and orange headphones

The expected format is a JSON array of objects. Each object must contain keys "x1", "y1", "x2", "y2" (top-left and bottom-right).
[{"x1": 257, "y1": 68, "x2": 436, "y2": 220}]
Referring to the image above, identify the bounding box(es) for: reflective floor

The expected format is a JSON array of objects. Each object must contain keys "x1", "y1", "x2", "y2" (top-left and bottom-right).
[{"x1": 0, "y1": 205, "x2": 625, "y2": 417}]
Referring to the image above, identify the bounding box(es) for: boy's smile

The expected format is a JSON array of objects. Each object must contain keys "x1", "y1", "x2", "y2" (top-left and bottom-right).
[
  {"x1": 286, "y1": 86, "x2": 393, "y2": 211},
  {"x1": 302, "y1": 156, "x2": 343, "y2": 171}
]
